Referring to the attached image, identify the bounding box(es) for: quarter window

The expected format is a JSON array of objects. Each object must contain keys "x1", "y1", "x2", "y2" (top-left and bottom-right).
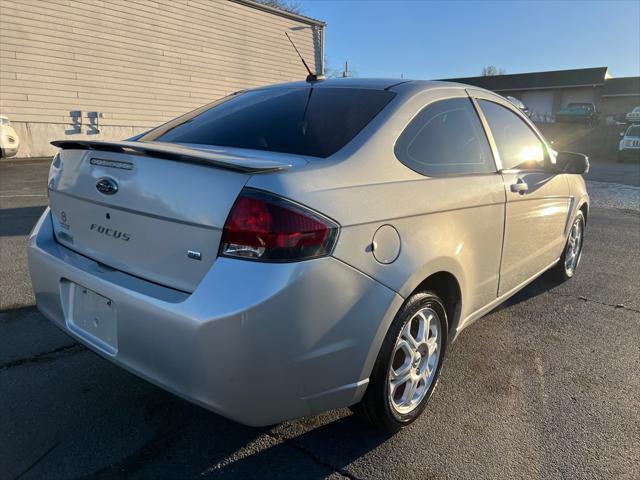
[
  {"x1": 394, "y1": 98, "x2": 495, "y2": 176},
  {"x1": 478, "y1": 100, "x2": 546, "y2": 170}
]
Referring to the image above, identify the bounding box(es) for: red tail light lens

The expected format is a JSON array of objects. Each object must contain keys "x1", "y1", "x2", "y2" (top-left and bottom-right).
[{"x1": 220, "y1": 190, "x2": 339, "y2": 261}]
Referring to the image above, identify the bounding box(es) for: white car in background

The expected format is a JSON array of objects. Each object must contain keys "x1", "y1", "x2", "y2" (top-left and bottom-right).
[
  {"x1": 625, "y1": 106, "x2": 640, "y2": 123},
  {"x1": 0, "y1": 115, "x2": 19, "y2": 158},
  {"x1": 618, "y1": 124, "x2": 640, "y2": 162}
]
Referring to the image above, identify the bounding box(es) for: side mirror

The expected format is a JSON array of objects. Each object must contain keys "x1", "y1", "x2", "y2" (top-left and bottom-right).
[{"x1": 556, "y1": 151, "x2": 589, "y2": 174}]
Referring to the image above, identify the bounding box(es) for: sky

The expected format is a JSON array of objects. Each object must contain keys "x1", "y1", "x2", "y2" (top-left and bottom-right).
[{"x1": 298, "y1": 0, "x2": 640, "y2": 79}]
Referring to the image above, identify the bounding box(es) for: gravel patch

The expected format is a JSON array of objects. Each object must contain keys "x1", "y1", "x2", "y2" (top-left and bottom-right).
[{"x1": 585, "y1": 180, "x2": 640, "y2": 211}]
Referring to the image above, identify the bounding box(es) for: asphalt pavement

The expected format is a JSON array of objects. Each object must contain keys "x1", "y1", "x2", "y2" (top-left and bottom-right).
[
  {"x1": 586, "y1": 161, "x2": 640, "y2": 187},
  {"x1": 1, "y1": 158, "x2": 639, "y2": 479}
]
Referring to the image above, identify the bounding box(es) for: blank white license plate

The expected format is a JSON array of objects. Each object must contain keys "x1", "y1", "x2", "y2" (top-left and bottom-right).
[{"x1": 68, "y1": 284, "x2": 117, "y2": 355}]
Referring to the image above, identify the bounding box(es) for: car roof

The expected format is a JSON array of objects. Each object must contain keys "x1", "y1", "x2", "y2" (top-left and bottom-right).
[{"x1": 256, "y1": 78, "x2": 468, "y2": 92}]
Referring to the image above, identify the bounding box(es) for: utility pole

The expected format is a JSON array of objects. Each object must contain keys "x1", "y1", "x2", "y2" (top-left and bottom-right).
[{"x1": 342, "y1": 60, "x2": 349, "y2": 78}]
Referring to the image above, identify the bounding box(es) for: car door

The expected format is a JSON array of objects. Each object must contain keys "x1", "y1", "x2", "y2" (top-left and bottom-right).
[{"x1": 471, "y1": 91, "x2": 571, "y2": 296}]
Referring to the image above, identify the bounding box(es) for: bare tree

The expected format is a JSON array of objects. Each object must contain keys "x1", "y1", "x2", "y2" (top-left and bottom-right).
[
  {"x1": 324, "y1": 57, "x2": 358, "y2": 79},
  {"x1": 481, "y1": 65, "x2": 506, "y2": 76},
  {"x1": 256, "y1": 0, "x2": 303, "y2": 15},
  {"x1": 324, "y1": 66, "x2": 342, "y2": 79}
]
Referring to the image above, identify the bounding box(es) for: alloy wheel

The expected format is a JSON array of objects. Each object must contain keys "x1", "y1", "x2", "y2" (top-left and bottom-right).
[
  {"x1": 564, "y1": 216, "x2": 584, "y2": 276},
  {"x1": 387, "y1": 307, "x2": 441, "y2": 415}
]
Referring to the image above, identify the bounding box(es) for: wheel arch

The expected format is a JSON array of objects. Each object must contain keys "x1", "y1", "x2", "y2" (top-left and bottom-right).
[
  {"x1": 579, "y1": 201, "x2": 589, "y2": 226},
  {"x1": 398, "y1": 257, "x2": 466, "y2": 344},
  {"x1": 410, "y1": 271, "x2": 462, "y2": 344},
  {"x1": 359, "y1": 262, "x2": 465, "y2": 389}
]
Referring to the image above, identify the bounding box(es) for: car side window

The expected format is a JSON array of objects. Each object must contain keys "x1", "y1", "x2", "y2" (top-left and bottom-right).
[
  {"x1": 394, "y1": 97, "x2": 495, "y2": 176},
  {"x1": 478, "y1": 99, "x2": 546, "y2": 171}
]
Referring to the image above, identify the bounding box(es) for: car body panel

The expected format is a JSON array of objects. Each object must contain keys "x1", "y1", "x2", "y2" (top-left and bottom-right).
[
  {"x1": 247, "y1": 86, "x2": 506, "y2": 325},
  {"x1": 47, "y1": 148, "x2": 253, "y2": 292},
  {"x1": 258, "y1": 77, "x2": 413, "y2": 91},
  {"x1": 566, "y1": 174, "x2": 590, "y2": 222},
  {"x1": 50, "y1": 139, "x2": 308, "y2": 173},
  {"x1": 498, "y1": 170, "x2": 570, "y2": 294},
  {"x1": 464, "y1": 89, "x2": 572, "y2": 296},
  {"x1": 328, "y1": 175, "x2": 505, "y2": 315},
  {"x1": 28, "y1": 209, "x2": 403, "y2": 426},
  {"x1": 28, "y1": 79, "x2": 589, "y2": 426}
]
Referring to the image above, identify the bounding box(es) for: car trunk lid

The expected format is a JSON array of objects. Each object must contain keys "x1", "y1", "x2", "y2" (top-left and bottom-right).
[{"x1": 47, "y1": 142, "x2": 306, "y2": 292}]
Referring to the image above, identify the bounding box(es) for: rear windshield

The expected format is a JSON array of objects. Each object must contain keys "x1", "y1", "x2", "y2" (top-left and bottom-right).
[{"x1": 141, "y1": 87, "x2": 396, "y2": 158}]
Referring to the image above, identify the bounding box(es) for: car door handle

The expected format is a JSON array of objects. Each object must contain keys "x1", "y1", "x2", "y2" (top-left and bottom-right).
[{"x1": 510, "y1": 180, "x2": 529, "y2": 194}]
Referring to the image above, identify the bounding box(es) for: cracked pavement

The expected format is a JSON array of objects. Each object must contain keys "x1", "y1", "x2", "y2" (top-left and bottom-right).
[{"x1": 1, "y1": 159, "x2": 639, "y2": 479}]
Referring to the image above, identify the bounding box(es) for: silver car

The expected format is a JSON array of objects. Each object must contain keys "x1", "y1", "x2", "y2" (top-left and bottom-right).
[
  {"x1": 28, "y1": 79, "x2": 589, "y2": 432},
  {"x1": 618, "y1": 124, "x2": 640, "y2": 162}
]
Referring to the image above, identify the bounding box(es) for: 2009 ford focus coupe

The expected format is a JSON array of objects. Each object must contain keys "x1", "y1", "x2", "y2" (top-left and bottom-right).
[{"x1": 28, "y1": 79, "x2": 589, "y2": 433}]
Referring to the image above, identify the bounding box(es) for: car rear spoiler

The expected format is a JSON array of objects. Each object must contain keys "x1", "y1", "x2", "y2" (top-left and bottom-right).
[{"x1": 50, "y1": 140, "x2": 298, "y2": 173}]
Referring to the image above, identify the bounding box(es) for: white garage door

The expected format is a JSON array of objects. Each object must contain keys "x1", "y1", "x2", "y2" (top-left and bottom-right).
[{"x1": 522, "y1": 91, "x2": 554, "y2": 122}]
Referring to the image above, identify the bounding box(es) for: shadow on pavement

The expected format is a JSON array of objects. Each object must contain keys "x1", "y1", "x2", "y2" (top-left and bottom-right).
[
  {"x1": 79, "y1": 394, "x2": 386, "y2": 479},
  {"x1": 0, "y1": 305, "x2": 41, "y2": 322},
  {"x1": 494, "y1": 269, "x2": 564, "y2": 313},
  {"x1": 2, "y1": 303, "x2": 387, "y2": 479},
  {"x1": 212, "y1": 416, "x2": 388, "y2": 479}
]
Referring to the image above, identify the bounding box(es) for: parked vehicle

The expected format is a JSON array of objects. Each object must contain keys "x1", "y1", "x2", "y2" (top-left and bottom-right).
[
  {"x1": 0, "y1": 115, "x2": 19, "y2": 158},
  {"x1": 28, "y1": 79, "x2": 589, "y2": 433},
  {"x1": 625, "y1": 106, "x2": 640, "y2": 123},
  {"x1": 618, "y1": 124, "x2": 640, "y2": 162},
  {"x1": 505, "y1": 96, "x2": 531, "y2": 117},
  {"x1": 555, "y1": 102, "x2": 599, "y2": 126}
]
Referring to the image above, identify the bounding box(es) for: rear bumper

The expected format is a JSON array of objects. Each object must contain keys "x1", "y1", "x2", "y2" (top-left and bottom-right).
[{"x1": 27, "y1": 209, "x2": 402, "y2": 426}]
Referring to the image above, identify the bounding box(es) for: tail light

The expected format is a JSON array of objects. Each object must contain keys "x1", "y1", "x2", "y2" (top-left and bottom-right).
[{"x1": 220, "y1": 189, "x2": 339, "y2": 262}]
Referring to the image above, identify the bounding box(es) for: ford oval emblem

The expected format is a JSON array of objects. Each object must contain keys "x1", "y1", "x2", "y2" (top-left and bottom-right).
[{"x1": 96, "y1": 177, "x2": 118, "y2": 195}]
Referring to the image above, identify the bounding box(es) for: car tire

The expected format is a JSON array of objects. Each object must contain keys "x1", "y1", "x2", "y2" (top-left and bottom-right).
[
  {"x1": 553, "y1": 210, "x2": 585, "y2": 281},
  {"x1": 351, "y1": 290, "x2": 448, "y2": 433}
]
